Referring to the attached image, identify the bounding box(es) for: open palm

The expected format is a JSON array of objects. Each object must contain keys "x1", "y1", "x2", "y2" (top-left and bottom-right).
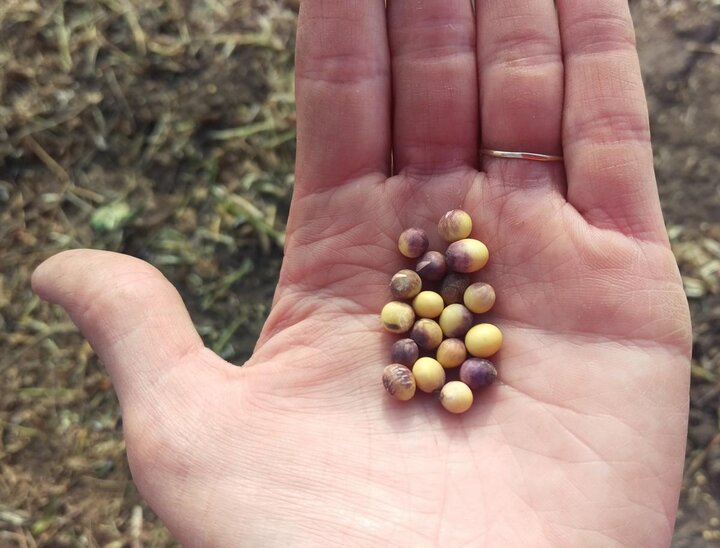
[{"x1": 33, "y1": 1, "x2": 691, "y2": 546}]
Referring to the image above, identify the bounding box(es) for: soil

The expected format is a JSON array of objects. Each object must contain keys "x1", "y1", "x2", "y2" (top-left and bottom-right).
[{"x1": 0, "y1": 0, "x2": 718, "y2": 545}]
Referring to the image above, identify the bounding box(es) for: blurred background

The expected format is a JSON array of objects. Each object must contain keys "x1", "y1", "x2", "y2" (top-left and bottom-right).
[{"x1": 1, "y1": 0, "x2": 718, "y2": 545}]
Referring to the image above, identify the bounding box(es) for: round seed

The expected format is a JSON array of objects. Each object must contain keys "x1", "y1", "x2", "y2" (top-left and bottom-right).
[
  {"x1": 381, "y1": 301, "x2": 416, "y2": 334},
  {"x1": 438, "y1": 303, "x2": 473, "y2": 338},
  {"x1": 398, "y1": 228, "x2": 429, "y2": 259},
  {"x1": 445, "y1": 239, "x2": 489, "y2": 273},
  {"x1": 463, "y1": 282, "x2": 496, "y2": 314},
  {"x1": 465, "y1": 323, "x2": 503, "y2": 357},
  {"x1": 439, "y1": 381, "x2": 474, "y2": 414},
  {"x1": 390, "y1": 269, "x2": 423, "y2": 300},
  {"x1": 383, "y1": 364, "x2": 416, "y2": 401},
  {"x1": 412, "y1": 357, "x2": 446, "y2": 393},
  {"x1": 412, "y1": 291, "x2": 445, "y2": 319},
  {"x1": 416, "y1": 251, "x2": 447, "y2": 281},
  {"x1": 438, "y1": 209, "x2": 472, "y2": 242},
  {"x1": 459, "y1": 358, "x2": 497, "y2": 390},
  {"x1": 410, "y1": 318, "x2": 443, "y2": 350},
  {"x1": 440, "y1": 273, "x2": 471, "y2": 305},
  {"x1": 391, "y1": 338, "x2": 419, "y2": 367},
  {"x1": 436, "y1": 338, "x2": 467, "y2": 369}
]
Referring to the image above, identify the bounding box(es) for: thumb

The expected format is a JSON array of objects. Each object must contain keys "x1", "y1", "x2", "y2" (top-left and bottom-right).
[{"x1": 31, "y1": 249, "x2": 213, "y2": 408}]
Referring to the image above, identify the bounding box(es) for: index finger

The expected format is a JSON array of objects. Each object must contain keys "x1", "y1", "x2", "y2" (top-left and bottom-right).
[{"x1": 295, "y1": 1, "x2": 391, "y2": 196}]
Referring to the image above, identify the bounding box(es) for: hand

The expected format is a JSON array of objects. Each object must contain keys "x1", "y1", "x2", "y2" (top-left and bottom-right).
[{"x1": 33, "y1": 1, "x2": 691, "y2": 546}]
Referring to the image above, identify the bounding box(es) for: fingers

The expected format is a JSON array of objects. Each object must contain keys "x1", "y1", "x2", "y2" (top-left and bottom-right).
[
  {"x1": 388, "y1": 0, "x2": 478, "y2": 175},
  {"x1": 31, "y1": 250, "x2": 210, "y2": 407},
  {"x1": 558, "y1": 0, "x2": 665, "y2": 239},
  {"x1": 295, "y1": 1, "x2": 391, "y2": 194},
  {"x1": 476, "y1": 0, "x2": 564, "y2": 185}
]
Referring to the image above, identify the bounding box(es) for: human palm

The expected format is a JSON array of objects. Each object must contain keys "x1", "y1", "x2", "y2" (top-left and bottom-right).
[{"x1": 33, "y1": 1, "x2": 691, "y2": 546}]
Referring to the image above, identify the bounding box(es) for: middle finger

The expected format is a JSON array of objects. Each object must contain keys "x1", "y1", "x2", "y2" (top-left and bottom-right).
[{"x1": 388, "y1": 0, "x2": 478, "y2": 176}]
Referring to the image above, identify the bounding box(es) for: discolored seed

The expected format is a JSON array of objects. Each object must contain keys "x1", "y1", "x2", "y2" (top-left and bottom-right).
[
  {"x1": 463, "y1": 282, "x2": 496, "y2": 314},
  {"x1": 440, "y1": 273, "x2": 471, "y2": 305},
  {"x1": 398, "y1": 228, "x2": 429, "y2": 259},
  {"x1": 390, "y1": 269, "x2": 423, "y2": 300},
  {"x1": 445, "y1": 239, "x2": 489, "y2": 273},
  {"x1": 391, "y1": 338, "x2": 420, "y2": 367},
  {"x1": 416, "y1": 251, "x2": 447, "y2": 281},
  {"x1": 438, "y1": 303, "x2": 473, "y2": 338},
  {"x1": 439, "y1": 381, "x2": 474, "y2": 414},
  {"x1": 459, "y1": 358, "x2": 497, "y2": 390},
  {"x1": 438, "y1": 209, "x2": 473, "y2": 242},
  {"x1": 381, "y1": 301, "x2": 416, "y2": 334},
  {"x1": 464, "y1": 323, "x2": 503, "y2": 358},
  {"x1": 410, "y1": 318, "x2": 443, "y2": 350},
  {"x1": 436, "y1": 338, "x2": 467, "y2": 369},
  {"x1": 412, "y1": 357, "x2": 446, "y2": 393},
  {"x1": 383, "y1": 364, "x2": 416, "y2": 401},
  {"x1": 412, "y1": 291, "x2": 445, "y2": 319}
]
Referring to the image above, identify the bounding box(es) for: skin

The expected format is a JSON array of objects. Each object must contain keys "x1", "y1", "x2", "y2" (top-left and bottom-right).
[{"x1": 31, "y1": 1, "x2": 691, "y2": 546}]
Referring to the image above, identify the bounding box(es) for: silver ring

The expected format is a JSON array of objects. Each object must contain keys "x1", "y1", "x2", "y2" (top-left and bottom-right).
[{"x1": 481, "y1": 148, "x2": 563, "y2": 163}]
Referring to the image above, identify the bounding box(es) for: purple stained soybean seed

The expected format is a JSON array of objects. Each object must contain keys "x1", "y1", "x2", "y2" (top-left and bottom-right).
[
  {"x1": 398, "y1": 228, "x2": 429, "y2": 259},
  {"x1": 410, "y1": 318, "x2": 443, "y2": 350},
  {"x1": 438, "y1": 303, "x2": 473, "y2": 338},
  {"x1": 416, "y1": 251, "x2": 447, "y2": 281},
  {"x1": 440, "y1": 273, "x2": 471, "y2": 305},
  {"x1": 459, "y1": 358, "x2": 497, "y2": 390},
  {"x1": 382, "y1": 364, "x2": 416, "y2": 401},
  {"x1": 445, "y1": 239, "x2": 489, "y2": 273},
  {"x1": 390, "y1": 269, "x2": 423, "y2": 300},
  {"x1": 391, "y1": 338, "x2": 420, "y2": 367}
]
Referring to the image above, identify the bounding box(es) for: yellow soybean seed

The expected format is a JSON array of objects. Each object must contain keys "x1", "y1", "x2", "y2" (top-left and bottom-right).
[
  {"x1": 463, "y1": 283, "x2": 496, "y2": 314},
  {"x1": 438, "y1": 303, "x2": 473, "y2": 338},
  {"x1": 412, "y1": 357, "x2": 446, "y2": 393},
  {"x1": 412, "y1": 291, "x2": 445, "y2": 318},
  {"x1": 440, "y1": 381, "x2": 474, "y2": 414},
  {"x1": 436, "y1": 338, "x2": 467, "y2": 369},
  {"x1": 383, "y1": 364, "x2": 416, "y2": 401},
  {"x1": 381, "y1": 301, "x2": 416, "y2": 334},
  {"x1": 465, "y1": 323, "x2": 503, "y2": 357},
  {"x1": 445, "y1": 239, "x2": 489, "y2": 273},
  {"x1": 438, "y1": 209, "x2": 472, "y2": 242}
]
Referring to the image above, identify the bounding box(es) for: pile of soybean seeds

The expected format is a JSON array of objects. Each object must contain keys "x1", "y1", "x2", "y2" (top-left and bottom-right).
[{"x1": 381, "y1": 210, "x2": 501, "y2": 414}]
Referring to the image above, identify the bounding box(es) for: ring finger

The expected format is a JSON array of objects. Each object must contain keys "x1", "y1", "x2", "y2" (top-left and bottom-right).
[{"x1": 477, "y1": 0, "x2": 564, "y2": 187}]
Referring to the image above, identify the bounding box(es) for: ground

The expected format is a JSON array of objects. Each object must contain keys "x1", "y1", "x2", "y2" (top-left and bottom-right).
[{"x1": 0, "y1": 0, "x2": 718, "y2": 546}]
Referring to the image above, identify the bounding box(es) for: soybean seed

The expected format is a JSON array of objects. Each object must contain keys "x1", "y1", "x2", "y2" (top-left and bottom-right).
[
  {"x1": 438, "y1": 209, "x2": 472, "y2": 242},
  {"x1": 390, "y1": 269, "x2": 423, "y2": 300},
  {"x1": 445, "y1": 239, "x2": 489, "y2": 273},
  {"x1": 398, "y1": 228, "x2": 429, "y2": 259},
  {"x1": 391, "y1": 338, "x2": 420, "y2": 367},
  {"x1": 463, "y1": 282, "x2": 496, "y2": 314},
  {"x1": 459, "y1": 358, "x2": 497, "y2": 390},
  {"x1": 436, "y1": 338, "x2": 467, "y2": 369},
  {"x1": 465, "y1": 323, "x2": 503, "y2": 358},
  {"x1": 383, "y1": 364, "x2": 416, "y2": 401},
  {"x1": 416, "y1": 251, "x2": 447, "y2": 281},
  {"x1": 381, "y1": 301, "x2": 416, "y2": 334},
  {"x1": 412, "y1": 357, "x2": 446, "y2": 393},
  {"x1": 438, "y1": 303, "x2": 473, "y2": 338},
  {"x1": 439, "y1": 381, "x2": 474, "y2": 414},
  {"x1": 440, "y1": 273, "x2": 471, "y2": 305},
  {"x1": 410, "y1": 318, "x2": 443, "y2": 350},
  {"x1": 412, "y1": 291, "x2": 445, "y2": 319}
]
